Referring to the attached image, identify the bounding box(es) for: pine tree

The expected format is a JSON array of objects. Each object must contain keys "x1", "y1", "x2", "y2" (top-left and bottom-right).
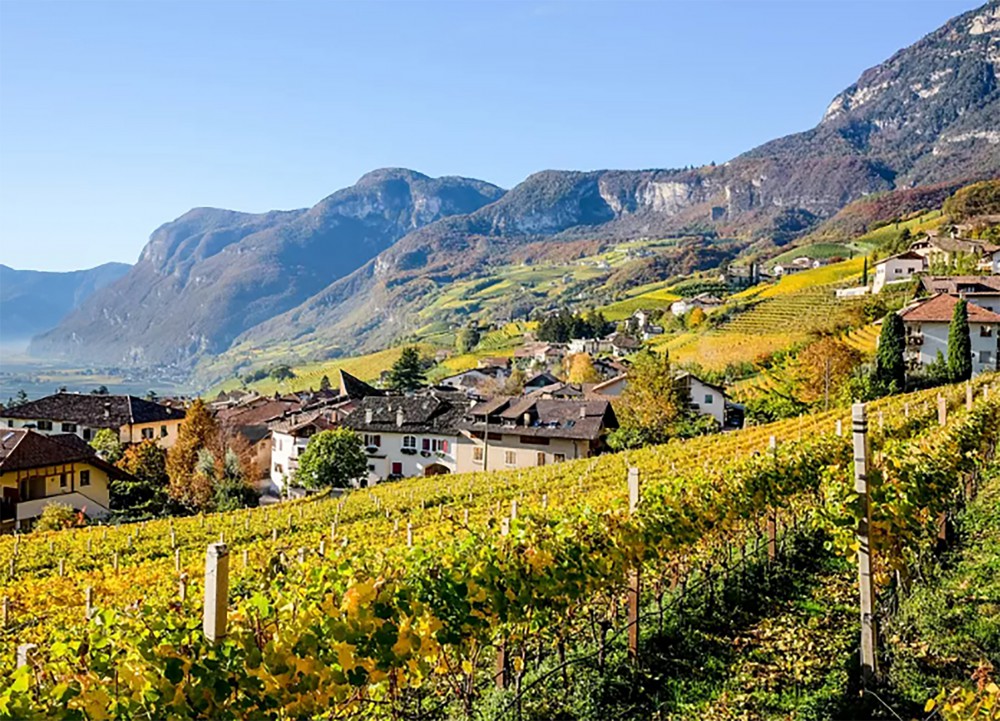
[
  {"x1": 319, "y1": 374, "x2": 332, "y2": 391},
  {"x1": 874, "y1": 312, "x2": 906, "y2": 395},
  {"x1": 947, "y1": 298, "x2": 972, "y2": 381},
  {"x1": 388, "y1": 347, "x2": 426, "y2": 392}
]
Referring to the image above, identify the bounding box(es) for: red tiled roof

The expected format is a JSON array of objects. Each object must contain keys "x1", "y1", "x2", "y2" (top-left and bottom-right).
[{"x1": 899, "y1": 293, "x2": 1000, "y2": 323}]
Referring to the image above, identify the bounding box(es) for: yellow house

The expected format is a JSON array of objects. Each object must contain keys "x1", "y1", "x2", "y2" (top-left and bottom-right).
[
  {"x1": 0, "y1": 429, "x2": 129, "y2": 530},
  {"x1": 0, "y1": 392, "x2": 185, "y2": 448}
]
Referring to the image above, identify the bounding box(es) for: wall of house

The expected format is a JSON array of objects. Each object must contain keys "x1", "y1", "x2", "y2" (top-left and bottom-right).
[
  {"x1": 1, "y1": 461, "x2": 111, "y2": 523},
  {"x1": 455, "y1": 431, "x2": 589, "y2": 474},
  {"x1": 269, "y1": 431, "x2": 308, "y2": 493},
  {"x1": 873, "y1": 259, "x2": 923, "y2": 293},
  {"x1": 361, "y1": 432, "x2": 459, "y2": 485},
  {"x1": 125, "y1": 419, "x2": 182, "y2": 448},
  {"x1": 687, "y1": 378, "x2": 726, "y2": 425},
  {"x1": 905, "y1": 321, "x2": 1000, "y2": 376}
]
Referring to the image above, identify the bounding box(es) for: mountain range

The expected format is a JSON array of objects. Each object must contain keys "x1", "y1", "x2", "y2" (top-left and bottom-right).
[
  {"x1": 0, "y1": 263, "x2": 131, "y2": 350},
  {"x1": 25, "y1": 1, "x2": 1000, "y2": 382}
]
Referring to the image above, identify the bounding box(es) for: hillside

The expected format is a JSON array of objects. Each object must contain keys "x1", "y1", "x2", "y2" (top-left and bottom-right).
[
  {"x1": 0, "y1": 262, "x2": 130, "y2": 349},
  {"x1": 32, "y1": 2, "x2": 1000, "y2": 376},
  {"x1": 29, "y1": 170, "x2": 505, "y2": 366},
  {"x1": 2, "y1": 377, "x2": 997, "y2": 719}
]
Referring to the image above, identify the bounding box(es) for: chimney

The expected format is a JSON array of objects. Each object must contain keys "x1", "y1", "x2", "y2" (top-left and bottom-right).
[
  {"x1": 396, "y1": 408, "x2": 404, "y2": 427},
  {"x1": 365, "y1": 408, "x2": 373, "y2": 424},
  {"x1": 103, "y1": 402, "x2": 111, "y2": 419}
]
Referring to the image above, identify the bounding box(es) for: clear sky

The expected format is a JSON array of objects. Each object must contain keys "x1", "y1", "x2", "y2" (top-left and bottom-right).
[{"x1": 0, "y1": 0, "x2": 981, "y2": 271}]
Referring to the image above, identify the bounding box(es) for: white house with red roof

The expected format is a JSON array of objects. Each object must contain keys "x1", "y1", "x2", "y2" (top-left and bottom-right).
[{"x1": 898, "y1": 293, "x2": 1000, "y2": 376}]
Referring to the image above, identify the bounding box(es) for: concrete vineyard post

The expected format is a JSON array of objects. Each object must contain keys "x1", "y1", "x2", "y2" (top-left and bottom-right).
[
  {"x1": 243, "y1": 549, "x2": 249, "y2": 568},
  {"x1": 966, "y1": 382, "x2": 974, "y2": 411},
  {"x1": 16, "y1": 643, "x2": 36, "y2": 669},
  {"x1": 175, "y1": 548, "x2": 181, "y2": 573},
  {"x1": 938, "y1": 394, "x2": 947, "y2": 426},
  {"x1": 835, "y1": 419, "x2": 843, "y2": 437},
  {"x1": 852, "y1": 403, "x2": 877, "y2": 683},
  {"x1": 627, "y1": 466, "x2": 641, "y2": 662},
  {"x1": 179, "y1": 573, "x2": 188, "y2": 602},
  {"x1": 85, "y1": 587, "x2": 93, "y2": 620},
  {"x1": 203, "y1": 543, "x2": 229, "y2": 642},
  {"x1": 406, "y1": 523, "x2": 413, "y2": 548},
  {"x1": 510, "y1": 500, "x2": 518, "y2": 520}
]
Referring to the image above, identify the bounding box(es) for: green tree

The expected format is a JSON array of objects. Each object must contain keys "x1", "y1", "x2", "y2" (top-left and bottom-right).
[
  {"x1": 319, "y1": 374, "x2": 332, "y2": 391},
  {"x1": 607, "y1": 350, "x2": 689, "y2": 449},
  {"x1": 33, "y1": 503, "x2": 84, "y2": 532},
  {"x1": 91, "y1": 385, "x2": 109, "y2": 395},
  {"x1": 90, "y1": 428, "x2": 124, "y2": 464},
  {"x1": 874, "y1": 312, "x2": 906, "y2": 395},
  {"x1": 862, "y1": 256, "x2": 869, "y2": 286},
  {"x1": 211, "y1": 448, "x2": 258, "y2": 512},
  {"x1": 947, "y1": 298, "x2": 972, "y2": 382},
  {"x1": 388, "y1": 346, "x2": 426, "y2": 392},
  {"x1": 456, "y1": 325, "x2": 481, "y2": 353},
  {"x1": 296, "y1": 429, "x2": 367, "y2": 489},
  {"x1": 113, "y1": 440, "x2": 169, "y2": 518}
]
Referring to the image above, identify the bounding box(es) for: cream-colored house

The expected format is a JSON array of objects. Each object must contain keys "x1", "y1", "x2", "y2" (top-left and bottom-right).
[
  {"x1": 0, "y1": 429, "x2": 128, "y2": 530},
  {"x1": 0, "y1": 393, "x2": 186, "y2": 448},
  {"x1": 456, "y1": 396, "x2": 617, "y2": 473}
]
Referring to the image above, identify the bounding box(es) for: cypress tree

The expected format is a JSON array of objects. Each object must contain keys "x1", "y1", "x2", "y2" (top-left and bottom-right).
[
  {"x1": 862, "y1": 257, "x2": 869, "y2": 286},
  {"x1": 947, "y1": 298, "x2": 972, "y2": 381},
  {"x1": 875, "y1": 312, "x2": 906, "y2": 394}
]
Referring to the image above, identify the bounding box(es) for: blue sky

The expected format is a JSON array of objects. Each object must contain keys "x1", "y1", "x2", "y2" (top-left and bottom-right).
[{"x1": 0, "y1": 0, "x2": 980, "y2": 271}]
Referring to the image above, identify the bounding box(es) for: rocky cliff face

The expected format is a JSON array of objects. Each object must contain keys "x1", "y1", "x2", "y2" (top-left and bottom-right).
[{"x1": 30, "y1": 170, "x2": 504, "y2": 366}]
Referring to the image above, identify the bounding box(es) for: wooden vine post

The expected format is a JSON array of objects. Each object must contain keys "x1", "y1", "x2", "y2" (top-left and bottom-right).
[
  {"x1": 937, "y1": 393, "x2": 949, "y2": 542},
  {"x1": 203, "y1": 543, "x2": 229, "y2": 642},
  {"x1": 767, "y1": 436, "x2": 778, "y2": 561},
  {"x1": 627, "y1": 466, "x2": 641, "y2": 663},
  {"x1": 496, "y1": 517, "x2": 510, "y2": 689},
  {"x1": 852, "y1": 403, "x2": 877, "y2": 683}
]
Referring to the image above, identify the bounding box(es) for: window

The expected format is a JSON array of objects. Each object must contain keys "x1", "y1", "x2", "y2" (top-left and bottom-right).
[
  {"x1": 402, "y1": 436, "x2": 416, "y2": 449},
  {"x1": 61, "y1": 423, "x2": 77, "y2": 433},
  {"x1": 276, "y1": 438, "x2": 282, "y2": 451},
  {"x1": 391, "y1": 462, "x2": 403, "y2": 475},
  {"x1": 160, "y1": 425, "x2": 168, "y2": 437},
  {"x1": 367, "y1": 464, "x2": 376, "y2": 472},
  {"x1": 473, "y1": 447, "x2": 484, "y2": 463},
  {"x1": 536, "y1": 452, "x2": 546, "y2": 467},
  {"x1": 704, "y1": 394, "x2": 714, "y2": 405},
  {"x1": 520, "y1": 436, "x2": 550, "y2": 446},
  {"x1": 979, "y1": 350, "x2": 994, "y2": 364},
  {"x1": 364, "y1": 434, "x2": 381, "y2": 448},
  {"x1": 554, "y1": 453, "x2": 566, "y2": 463},
  {"x1": 433, "y1": 439, "x2": 450, "y2": 454},
  {"x1": 80, "y1": 470, "x2": 90, "y2": 486},
  {"x1": 36, "y1": 420, "x2": 53, "y2": 431},
  {"x1": 422, "y1": 438, "x2": 431, "y2": 451},
  {"x1": 981, "y1": 325, "x2": 994, "y2": 338},
  {"x1": 504, "y1": 451, "x2": 516, "y2": 467},
  {"x1": 141, "y1": 427, "x2": 154, "y2": 440},
  {"x1": 59, "y1": 473, "x2": 67, "y2": 488},
  {"x1": 82, "y1": 428, "x2": 92, "y2": 441}
]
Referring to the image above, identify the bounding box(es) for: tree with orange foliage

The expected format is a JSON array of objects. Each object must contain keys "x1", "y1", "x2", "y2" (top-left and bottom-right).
[
  {"x1": 793, "y1": 336, "x2": 864, "y2": 405},
  {"x1": 166, "y1": 398, "x2": 218, "y2": 511}
]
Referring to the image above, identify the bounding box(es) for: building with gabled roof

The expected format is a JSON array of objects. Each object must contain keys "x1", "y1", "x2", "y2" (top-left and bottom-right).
[
  {"x1": 898, "y1": 293, "x2": 1000, "y2": 376},
  {"x1": 457, "y1": 396, "x2": 617, "y2": 473},
  {"x1": 0, "y1": 429, "x2": 131, "y2": 529},
  {"x1": 0, "y1": 393, "x2": 186, "y2": 448}
]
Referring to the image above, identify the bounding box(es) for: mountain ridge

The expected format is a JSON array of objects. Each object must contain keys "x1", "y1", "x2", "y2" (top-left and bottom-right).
[{"x1": 30, "y1": 1, "x2": 1000, "y2": 376}]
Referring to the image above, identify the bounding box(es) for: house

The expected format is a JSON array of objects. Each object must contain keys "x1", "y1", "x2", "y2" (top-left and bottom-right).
[
  {"x1": 0, "y1": 430, "x2": 130, "y2": 530},
  {"x1": 437, "y1": 366, "x2": 509, "y2": 395},
  {"x1": 268, "y1": 409, "x2": 342, "y2": 493},
  {"x1": 898, "y1": 294, "x2": 1000, "y2": 377},
  {"x1": 523, "y1": 371, "x2": 561, "y2": 392},
  {"x1": 872, "y1": 251, "x2": 926, "y2": 293},
  {"x1": 606, "y1": 332, "x2": 641, "y2": 357},
  {"x1": 477, "y1": 357, "x2": 512, "y2": 371},
  {"x1": 341, "y1": 390, "x2": 467, "y2": 483},
  {"x1": 591, "y1": 374, "x2": 628, "y2": 396},
  {"x1": 670, "y1": 293, "x2": 725, "y2": 317},
  {"x1": 918, "y1": 276, "x2": 1000, "y2": 315},
  {"x1": 514, "y1": 343, "x2": 567, "y2": 368},
  {"x1": 909, "y1": 233, "x2": 999, "y2": 269},
  {"x1": 458, "y1": 396, "x2": 616, "y2": 473},
  {"x1": 592, "y1": 357, "x2": 629, "y2": 381},
  {"x1": 979, "y1": 246, "x2": 1000, "y2": 275},
  {"x1": 674, "y1": 372, "x2": 733, "y2": 427},
  {"x1": 625, "y1": 309, "x2": 664, "y2": 339},
  {"x1": 771, "y1": 263, "x2": 804, "y2": 277},
  {"x1": 0, "y1": 393, "x2": 186, "y2": 448},
  {"x1": 217, "y1": 396, "x2": 305, "y2": 484},
  {"x1": 264, "y1": 370, "x2": 382, "y2": 492}
]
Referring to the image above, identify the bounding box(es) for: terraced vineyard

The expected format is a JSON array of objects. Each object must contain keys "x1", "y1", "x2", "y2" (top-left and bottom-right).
[{"x1": 3, "y1": 376, "x2": 997, "y2": 719}]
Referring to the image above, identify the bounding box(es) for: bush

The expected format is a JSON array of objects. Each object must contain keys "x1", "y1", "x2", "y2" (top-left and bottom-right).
[{"x1": 33, "y1": 503, "x2": 84, "y2": 532}]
